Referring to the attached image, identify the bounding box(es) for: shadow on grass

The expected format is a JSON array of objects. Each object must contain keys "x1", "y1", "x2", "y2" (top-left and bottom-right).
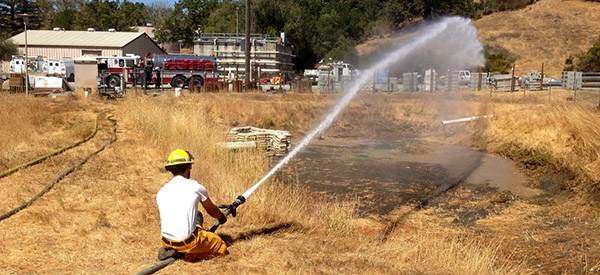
[{"x1": 219, "y1": 222, "x2": 301, "y2": 246}]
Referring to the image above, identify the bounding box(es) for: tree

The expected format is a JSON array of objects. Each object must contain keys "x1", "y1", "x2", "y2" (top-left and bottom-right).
[
  {"x1": 253, "y1": 0, "x2": 286, "y2": 36},
  {"x1": 146, "y1": 1, "x2": 172, "y2": 28},
  {"x1": 0, "y1": 0, "x2": 43, "y2": 37},
  {"x1": 51, "y1": 8, "x2": 77, "y2": 29},
  {"x1": 573, "y1": 36, "x2": 600, "y2": 72},
  {"x1": 0, "y1": 37, "x2": 18, "y2": 61},
  {"x1": 73, "y1": 0, "x2": 149, "y2": 31},
  {"x1": 484, "y1": 45, "x2": 514, "y2": 73},
  {"x1": 204, "y1": 1, "x2": 241, "y2": 33},
  {"x1": 52, "y1": 0, "x2": 84, "y2": 12},
  {"x1": 155, "y1": 0, "x2": 219, "y2": 46}
]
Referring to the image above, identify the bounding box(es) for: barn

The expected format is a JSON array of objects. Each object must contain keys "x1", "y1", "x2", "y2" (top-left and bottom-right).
[{"x1": 2, "y1": 29, "x2": 165, "y2": 72}]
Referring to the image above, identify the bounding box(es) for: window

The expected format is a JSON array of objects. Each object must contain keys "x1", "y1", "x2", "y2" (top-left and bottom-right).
[{"x1": 82, "y1": 50, "x2": 101, "y2": 56}]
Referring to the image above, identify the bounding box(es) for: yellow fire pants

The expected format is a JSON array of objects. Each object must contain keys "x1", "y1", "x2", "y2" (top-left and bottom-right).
[{"x1": 161, "y1": 225, "x2": 228, "y2": 261}]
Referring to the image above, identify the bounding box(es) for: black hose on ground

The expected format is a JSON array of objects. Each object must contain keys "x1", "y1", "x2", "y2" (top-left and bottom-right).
[
  {"x1": 0, "y1": 115, "x2": 117, "y2": 223},
  {"x1": 0, "y1": 115, "x2": 99, "y2": 179},
  {"x1": 133, "y1": 258, "x2": 176, "y2": 275}
]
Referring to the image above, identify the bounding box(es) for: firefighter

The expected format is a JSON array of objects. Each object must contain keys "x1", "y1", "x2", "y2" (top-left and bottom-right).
[
  {"x1": 154, "y1": 67, "x2": 161, "y2": 89},
  {"x1": 144, "y1": 65, "x2": 152, "y2": 89},
  {"x1": 156, "y1": 149, "x2": 229, "y2": 261}
]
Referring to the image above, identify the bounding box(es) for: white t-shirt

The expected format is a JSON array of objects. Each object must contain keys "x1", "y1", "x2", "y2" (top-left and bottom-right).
[{"x1": 156, "y1": 175, "x2": 209, "y2": 241}]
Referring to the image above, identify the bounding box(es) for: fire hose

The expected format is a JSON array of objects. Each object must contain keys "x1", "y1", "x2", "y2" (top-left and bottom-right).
[
  {"x1": 0, "y1": 115, "x2": 116, "y2": 223},
  {"x1": 0, "y1": 115, "x2": 99, "y2": 179}
]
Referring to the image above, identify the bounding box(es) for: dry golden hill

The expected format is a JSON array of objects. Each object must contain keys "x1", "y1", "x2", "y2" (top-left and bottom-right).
[
  {"x1": 357, "y1": 0, "x2": 600, "y2": 77},
  {"x1": 473, "y1": 0, "x2": 600, "y2": 77}
]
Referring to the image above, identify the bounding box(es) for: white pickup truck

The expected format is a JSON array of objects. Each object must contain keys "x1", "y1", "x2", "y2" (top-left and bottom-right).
[{"x1": 458, "y1": 70, "x2": 471, "y2": 85}]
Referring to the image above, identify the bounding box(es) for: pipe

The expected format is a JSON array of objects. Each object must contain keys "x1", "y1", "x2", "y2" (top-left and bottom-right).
[{"x1": 441, "y1": 114, "x2": 495, "y2": 125}]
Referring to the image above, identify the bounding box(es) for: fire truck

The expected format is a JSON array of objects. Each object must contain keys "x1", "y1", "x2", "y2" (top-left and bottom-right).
[
  {"x1": 150, "y1": 54, "x2": 219, "y2": 88},
  {"x1": 96, "y1": 54, "x2": 141, "y2": 88},
  {"x1": 97, "y1": 54, "x2": 219, "y2": 89}
]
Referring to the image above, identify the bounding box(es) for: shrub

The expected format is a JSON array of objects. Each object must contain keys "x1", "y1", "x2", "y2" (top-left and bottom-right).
[
  {"x1": 484, "y1": 45, "x2": 515, "y2": 73},
  {"x1": 573, "y1": 36, "x2": 600, "y2": 72},
  {"x1": 0, "y1": 37, "x2": 18, "y2": 61}
]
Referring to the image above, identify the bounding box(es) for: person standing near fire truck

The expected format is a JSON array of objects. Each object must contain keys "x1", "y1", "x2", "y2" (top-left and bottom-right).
[
  {"x1": 144, "y1": 65, "x2": 152, "y2": 89},
  {"x1": 154, "y1": 67, "x2": 161, "y2": 89}
]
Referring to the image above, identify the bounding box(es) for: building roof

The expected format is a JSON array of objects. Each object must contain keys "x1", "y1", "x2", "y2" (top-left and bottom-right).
[{"x1": 9, "y1": 30, "x2": 147, "y2": 48}]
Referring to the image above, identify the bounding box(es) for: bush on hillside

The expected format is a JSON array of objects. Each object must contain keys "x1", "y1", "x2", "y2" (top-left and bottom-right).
[
  {"x1": 563, "y1": 56, "x2": 575, "y2": 71},
  {"x1": 480, "y1": 0, "x2": 537, "y2": 15},
  {"x1": 572, "y1": 36, "x2": 600, "y2": 72},
  {"x1": 484, "y1": 45, "x2": 515, "y2": 73}
]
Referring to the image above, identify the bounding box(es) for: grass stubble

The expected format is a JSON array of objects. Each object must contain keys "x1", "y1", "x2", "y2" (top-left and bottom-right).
[{"x1": 0, "y1": 88, "x2": 598, "y2": 274}]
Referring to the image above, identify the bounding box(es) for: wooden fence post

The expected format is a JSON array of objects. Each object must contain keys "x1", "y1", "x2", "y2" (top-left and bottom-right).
[{"x1": 510, "y1": 64, "x2": 515, "y2": 92}]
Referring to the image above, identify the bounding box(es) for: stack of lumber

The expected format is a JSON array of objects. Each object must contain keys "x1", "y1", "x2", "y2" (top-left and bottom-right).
[{"x1": 226, "y1": 126, "x2": 292, "y2": 156}]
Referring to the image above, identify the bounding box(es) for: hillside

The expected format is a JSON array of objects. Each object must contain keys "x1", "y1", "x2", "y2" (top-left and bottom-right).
[
  {"x1": 474, "y1": 0, "x2": 600, "y2": 77},
  {"x1": 357, "y1": 0, "x2": 600, "y2": 77}
]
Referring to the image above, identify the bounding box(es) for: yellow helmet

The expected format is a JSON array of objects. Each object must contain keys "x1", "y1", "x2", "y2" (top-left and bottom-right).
[{"x1": 165, "y1": 149, "x2": 194, "y2": 167}]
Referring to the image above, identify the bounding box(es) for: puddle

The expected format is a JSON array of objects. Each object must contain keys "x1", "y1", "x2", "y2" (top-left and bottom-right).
[
  {"x1": 280, "y1": 138, "x2": 542, "y2": 214},
  {"x1": 395, "y1": 144, "x2": 543, "y2": 198}
]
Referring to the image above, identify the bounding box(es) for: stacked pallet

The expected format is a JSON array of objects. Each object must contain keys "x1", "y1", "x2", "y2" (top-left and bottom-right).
[
  {"x1": 469, "y1": 72, "x2": 489, "y2": 91},
  {"x1": 562, "y1": 71, "x2": 583, "y2": 90},
  {"x1": 9, "y1": 73, "x2": 25, "y2": 93},
  {"x1": 491, "y1": 74, "x2": 515, "y2": 92},
  {"x1": 447, "y1": 71, "x2": 460, "y2": 91},
  {"x1": 402, "y1": 73, "x2": 418, "y2": 92},
  {"x1": 423, "y1": 69, "x2": 437, "y2": 92},
  {"x1": 522, "y1": 70, "x2": 542, "y2": 91},
  {"x1": 226, "y1": 126, "x2": 292, "y2": 156}
]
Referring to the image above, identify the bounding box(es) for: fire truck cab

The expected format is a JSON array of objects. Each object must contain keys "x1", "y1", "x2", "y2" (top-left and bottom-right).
[{"x1": 96, "y1": 54, "x2": 141, "y2": 88}]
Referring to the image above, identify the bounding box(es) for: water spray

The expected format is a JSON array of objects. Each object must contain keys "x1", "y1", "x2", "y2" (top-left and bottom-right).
[
  {"x1": 209, "y1": 16, "x2": 484, "y2": 232},
  {"x1": 137, "y1": 16, "x2": 485, "y2": 275}
]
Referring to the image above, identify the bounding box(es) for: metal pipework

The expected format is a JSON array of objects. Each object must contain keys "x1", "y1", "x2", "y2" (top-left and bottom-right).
[{"x1": 441, "y1": 114, "x2": 495, "y2": 125}]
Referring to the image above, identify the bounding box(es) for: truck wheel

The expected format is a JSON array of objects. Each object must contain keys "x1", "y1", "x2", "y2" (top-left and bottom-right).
[
  {"x1": 107, "y1": 75, "x2": 120, "y2": 88},
  {"x1": 190, "y1": 76, "x2": 204, "y2": 87},
  {"x1": 68, "y1": 73, "x2": 75, "y2": 82},
  {"x1": 170, "y1": 75, "x2": 186, "y2": 88}
]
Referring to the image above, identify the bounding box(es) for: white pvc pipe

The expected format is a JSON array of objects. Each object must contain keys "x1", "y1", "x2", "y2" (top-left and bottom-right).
[{"x1": 441, "y1": 114, "x2": 495, "y2": 125}]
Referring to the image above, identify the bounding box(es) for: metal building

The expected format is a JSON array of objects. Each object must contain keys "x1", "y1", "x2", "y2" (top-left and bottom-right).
[
  {"x1": 193, "y1": 33, "x2": 294, "y2": 81},
  {"x1": 2, "y1": 29, "x2": 165, "y2": 72}
]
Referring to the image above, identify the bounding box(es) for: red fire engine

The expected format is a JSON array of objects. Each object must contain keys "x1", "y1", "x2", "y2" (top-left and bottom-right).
[
  {"x1": 150, "y1": 54, "x2": 219, "y2": 88},
  {"x1": 97, "y1": 54, "x2": 219, "y2": 89}
]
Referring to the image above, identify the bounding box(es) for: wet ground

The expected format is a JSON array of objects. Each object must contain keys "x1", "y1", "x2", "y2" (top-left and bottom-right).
[{"x1": 279, "y1": 138, "x2": 542, "y2": 216}]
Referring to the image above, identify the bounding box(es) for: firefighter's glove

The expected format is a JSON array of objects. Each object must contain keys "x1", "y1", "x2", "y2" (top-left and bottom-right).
[
  {"x1": 218, "y1": 204, "x2": 237, "y2": 217},
  {"x1": 218, "y1": 215, "x2": 227, "y2": 225}
]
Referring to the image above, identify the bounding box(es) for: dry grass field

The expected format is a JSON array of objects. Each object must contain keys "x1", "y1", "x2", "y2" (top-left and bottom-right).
[{"x1": 0, "y1": 89, "x2": 599, "y2": 274}]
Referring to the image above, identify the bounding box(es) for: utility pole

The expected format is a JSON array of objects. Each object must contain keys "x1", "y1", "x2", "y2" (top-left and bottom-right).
[
  {"x1": 17, "y1": 14, "x2": 32, "y2": 97},
  {"x1": 236, "y1": 7, "x2": 239, "y2": 36},
  {"x1": 244, "y1": 0, "x2": 251, "y2": 91}
]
